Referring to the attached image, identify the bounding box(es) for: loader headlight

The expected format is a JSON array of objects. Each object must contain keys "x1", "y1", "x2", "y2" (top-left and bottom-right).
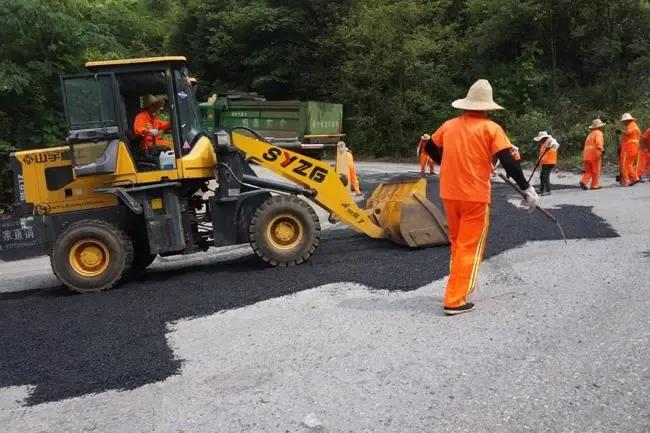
[{"x1": 215, "y1": 129, "x2": 232, "y2": 146}]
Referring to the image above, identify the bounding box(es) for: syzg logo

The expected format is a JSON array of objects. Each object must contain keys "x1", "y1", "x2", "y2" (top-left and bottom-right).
[{"x1": 262, "y1": 147, "x2": 328, "y2": 183}]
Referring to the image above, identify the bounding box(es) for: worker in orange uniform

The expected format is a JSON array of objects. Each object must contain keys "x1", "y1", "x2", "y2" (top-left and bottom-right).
[
  {"x1": 417, "y1": 134, "x2": 436, "y2": 176},
  {"x1": 533, "y1": 131, "x2": 560, "y2": 196},
  {"x1": 133, "y1": 94, "x2": 173, "y2": 154},
  {"x1": 638, "y1": 128, "x2": 650, "y2": 181},
  {"x1": 617, "y1": 113, "x2": 641, "y2": 186},
  {"x1": 580, "y1": 119, "x2": 606, "y2": 190},
  {"x1": 346, "y1": 145, "x2": 362, "y2": 196},
  {"x1": 427, "y1": 79, "x2": 538, "y2": 315}
]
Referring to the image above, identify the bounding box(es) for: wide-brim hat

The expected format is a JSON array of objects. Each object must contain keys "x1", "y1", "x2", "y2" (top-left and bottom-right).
[
  {"x1": 589, "y1": 118, "x2": 606, "y2": 129},
  {"x1": 533, "y1": 131, "x2": 550, "y2": 142},
  {"x1": 143, "y1": 94, "x2": 165, "y2": 108},
  {"x1": 452, "y1": 79, "x2": 504, "y2": 111},
  {"x1": 620, "y1": 112, "x2": 635, "y2": 122}
]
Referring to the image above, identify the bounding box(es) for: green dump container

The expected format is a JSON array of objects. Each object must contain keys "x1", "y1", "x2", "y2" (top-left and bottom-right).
[{"x1": 200, "y1": 97, "x2": 344, "y2": 158}]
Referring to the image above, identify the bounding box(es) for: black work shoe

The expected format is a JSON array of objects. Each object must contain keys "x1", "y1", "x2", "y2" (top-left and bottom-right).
[
  {"x1": 630, "y1": 179, "x2": 640, "y2": 186},
  {"x1": 579, "y1": 182, "x2": 589, "y2": 190},
  {"x1": 444, "y1": 303, "x2": 475, "y2": 316}
]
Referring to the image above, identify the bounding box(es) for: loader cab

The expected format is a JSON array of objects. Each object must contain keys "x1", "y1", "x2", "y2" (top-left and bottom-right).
[{"x1": 61, "y1": 56, "x2": 207, "y2": 177}]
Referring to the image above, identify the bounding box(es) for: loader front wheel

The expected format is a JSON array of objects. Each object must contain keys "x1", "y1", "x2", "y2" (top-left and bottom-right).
[
  {"x1": 249, "y1": 195, "x2": 320, "y2": 266},
  {"x1": 51, "y1": 220, "x2": 133, "y2": 293}
]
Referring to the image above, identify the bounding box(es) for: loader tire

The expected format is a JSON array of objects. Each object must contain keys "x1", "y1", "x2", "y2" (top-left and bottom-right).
[
  {"x1": 51, "y1": 220, "x2": 133, "y2": 293},
  {"x1": 249, "y1": 195, "x2": 320, "y2": 267}
]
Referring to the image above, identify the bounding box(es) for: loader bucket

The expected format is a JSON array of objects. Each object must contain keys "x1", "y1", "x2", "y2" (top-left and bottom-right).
[{"x1": 365, "y1": 178, "x2": 449, "y2": 247}]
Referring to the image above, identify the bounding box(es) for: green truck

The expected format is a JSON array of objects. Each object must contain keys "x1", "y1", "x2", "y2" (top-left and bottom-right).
[{"x1": 199, "y1": 94, "x2": 343, "y2": 159}]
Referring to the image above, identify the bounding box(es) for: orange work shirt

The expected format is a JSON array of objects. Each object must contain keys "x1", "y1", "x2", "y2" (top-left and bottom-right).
[
  {"x1": 583, "y1": 130, "x2": 604, "y2": 161},
  {"x1": 133, "y1": 110, "x2": 172, "y2": 152},
  {"x1": 540, "y1": 142, "x2": 557, "y2": 165},
  {"x1": 641, "y1": 129, "x2": 650, "y2": 153},
  {"x1": 621, "y1": 121, "x2": 640, "y2": 153},
  {"x1": 431, "y1": 112, "x2": 512, "y2": 203}
]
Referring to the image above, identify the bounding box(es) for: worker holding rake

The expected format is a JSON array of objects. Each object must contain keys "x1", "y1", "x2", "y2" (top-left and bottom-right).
[
  {"x1": 532, "y1": 131, "x2": 559, "y2": 196},
  {"x1": 428, "y1": 79, "x2": 538, "y2": 315}
]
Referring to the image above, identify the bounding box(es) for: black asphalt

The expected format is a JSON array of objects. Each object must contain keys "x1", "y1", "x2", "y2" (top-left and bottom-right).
[{"x1": 0, "y1": 173, "x2": 618, "y2": 405}]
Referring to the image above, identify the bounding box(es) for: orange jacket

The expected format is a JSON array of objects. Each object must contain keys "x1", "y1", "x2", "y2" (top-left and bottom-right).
[
  {"x1": 540, "y1": 141, "x2": 557, "y2": 165},
  {"x1": 583, "y1": 130, "x2": 604, "y2": 161},
  {"x1": 133, "y1": 110, "x2": 172, "y2": 152},
  {"x1": 621, "y1": 121, "x2": 640, "y2": 153},
  {"x1": 431, "y1": 112, "x2": 512, "y2": 203},
  {"x1": 640, "y1": 129, "x2": 650, "y2": 153}
]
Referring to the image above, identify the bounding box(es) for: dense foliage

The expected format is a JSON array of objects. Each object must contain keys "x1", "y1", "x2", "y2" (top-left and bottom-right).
[{"x1": 1, "y1": 0, "x2": 649, "y2": 201}]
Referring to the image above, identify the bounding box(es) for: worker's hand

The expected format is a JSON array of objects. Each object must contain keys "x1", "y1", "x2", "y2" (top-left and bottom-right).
[
  {"x1": 150, "y1": 128, "x2": 160, "y2": 137},
  {"x1": 421, "y1": 134, "x2": 430, "y2": 141},
  {"x1": 521, "y1": 186, "x2": 540, "y2": 213}
]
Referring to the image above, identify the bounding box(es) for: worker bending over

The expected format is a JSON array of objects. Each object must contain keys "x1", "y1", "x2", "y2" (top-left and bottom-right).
[
  {"x1": 618, "y1": 113, "x2": 641, "y2": 187},
  {"x1": 417, "y1": 134, "x2": 436, "y2": 176},
  {"x1": 533, "y1": 131, "x2": 559, "y2": 196},
  {"x1": 580, "y1": 119, "x2": 606, "y2": 190},
  {"x1": 133, "y1": 94, "x2": 173, "y2": 154},
  {"x1": 427, "y1": 79, "x2": 538, "y2": 315},
  {"x1": 637, "y1": 128, "x2": 650, "y2": 182}
]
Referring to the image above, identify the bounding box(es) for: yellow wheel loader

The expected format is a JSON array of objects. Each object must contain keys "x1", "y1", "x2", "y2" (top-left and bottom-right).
[{"x1": 0, "y1": 57, "x2": 449, "y2": 293}]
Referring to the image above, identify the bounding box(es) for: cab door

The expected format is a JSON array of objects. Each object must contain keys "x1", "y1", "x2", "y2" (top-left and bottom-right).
[{"x1": 60, "y1": 73, "x2": 124, "y2": 177}]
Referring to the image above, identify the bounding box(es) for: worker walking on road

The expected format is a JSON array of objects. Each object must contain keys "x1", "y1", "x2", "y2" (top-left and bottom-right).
[
  {"x1": 533, "y1": 131, "x2": 560, "y2": 195},
  {"x1": 617, "y1": 113, "x2": 641, "y2": 187},
  {"x1": 346, "y1": 145, "x2": 362, "y2": 196},
  {"x1": 427, "y1": 79, "x2": 538, "y2": 315},
  {"x1": 637, "y1": 127, "x2": 650, "y2": 182},
  {"x1": 417, "y1": 134, "x2": 436, "y2": 176},
  {"x1": 580, "y1": 119, "x2": 606, "y2": 190}
]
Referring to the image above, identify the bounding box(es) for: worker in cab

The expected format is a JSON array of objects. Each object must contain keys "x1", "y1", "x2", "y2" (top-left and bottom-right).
[
  {"x1": 638, "y1": 127, "x2": 650, "y2": 182},
  {"x1": 580, "y1": 119, "x2": 606, "y2": 190},
  {"x1": 427, "y1": 79, "x2": 538, "y2": 315},
  {"x1": 533, "y1": 131, "x2": 559, "y2": 196},
  {"x1": 133, "y1": 94, "x2": 173, "y2": 154},
  {"x1": 617, "y1": 113, "x2": 641, "y2": 186},
  {"x1": 417, "y1": 134, "x2": 436, "y2": 176},
  {"x1": 346, "y1": 144, "x2": 362, "y2": 196}
]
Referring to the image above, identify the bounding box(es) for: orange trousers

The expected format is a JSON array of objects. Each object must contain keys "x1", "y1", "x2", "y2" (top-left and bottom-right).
[
  {"x1": 637, "y1": 152, "x2": 650, "y2": 179},
  {"x1": 442, "y1": 199, "x2": 490, "y2": 308},
  {"x1": 581, "y1": 158, "x2": 602, "y2": 189},
  {"x1": 619, "y1": 150, "x2": 639, "y2": 185},
  {"x1": 419, "y1": 152, "x2": 435, "y2": 175},
  {"x1": 348, "y1": 163, "x2": 361, "y2": 194}
]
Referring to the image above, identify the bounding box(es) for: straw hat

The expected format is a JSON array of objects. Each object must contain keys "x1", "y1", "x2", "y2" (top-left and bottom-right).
[
  {"x1": 589, "y1": 118, "x2": 606, "y2": 129},
  {"x1": 620, "y1": 112, "x2": 635, "y2": 122},
  {"x1": 143, "y1": 94, "x2": 165, "y2": 108},
  {"x1": 452, "y1": 79, "x2": 504, "y2": 111},
  {"x1": 533, "y1": 131, "x2": 550, "y2": 142}
]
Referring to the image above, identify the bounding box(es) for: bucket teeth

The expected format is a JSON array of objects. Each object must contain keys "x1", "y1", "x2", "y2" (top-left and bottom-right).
[{"x1": 365, "y1": 178, "x2": 449, "y2": 247}]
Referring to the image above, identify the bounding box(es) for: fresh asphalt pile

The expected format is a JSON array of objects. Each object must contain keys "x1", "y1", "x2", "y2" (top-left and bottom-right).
[{"x1": 0, "y1": 171, "x2": 617, "y2": 406}]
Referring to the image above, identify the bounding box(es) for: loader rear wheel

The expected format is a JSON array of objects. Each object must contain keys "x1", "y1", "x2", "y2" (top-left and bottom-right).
[
  {"x1": 249, "y1": 195, "x2": 320, "y2": 266},
  {"x1": 51, "y1": 220, "x2": 133, "y2": 293}
]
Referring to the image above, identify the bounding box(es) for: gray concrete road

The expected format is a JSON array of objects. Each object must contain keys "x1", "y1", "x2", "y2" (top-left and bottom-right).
[{"x1": 0, "y1": 162, "x2": 648, "y2": 433}]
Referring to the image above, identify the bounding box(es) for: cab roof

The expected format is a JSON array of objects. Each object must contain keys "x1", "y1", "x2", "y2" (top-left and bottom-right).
[{"x1": 85, "y1": 56, "x2": 187, "y2": 72}]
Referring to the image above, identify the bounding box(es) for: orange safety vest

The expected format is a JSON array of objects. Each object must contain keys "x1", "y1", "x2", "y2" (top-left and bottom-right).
[{"x1": 583, "y1": 130, "x2": 604, "y2": 161}]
